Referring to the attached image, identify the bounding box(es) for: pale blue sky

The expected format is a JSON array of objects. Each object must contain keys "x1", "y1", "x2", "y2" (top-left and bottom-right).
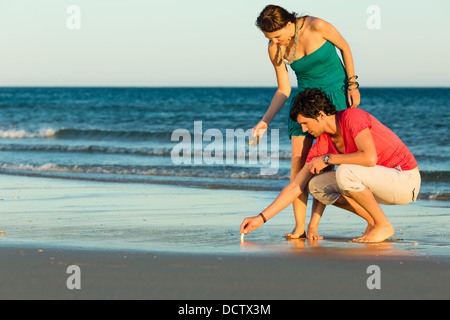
[{"x1": 0, "y1": 0, "x2": 448, "y2": 87}]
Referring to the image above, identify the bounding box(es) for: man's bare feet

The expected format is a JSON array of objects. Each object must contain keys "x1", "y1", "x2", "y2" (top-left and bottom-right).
[
  {"x1": 306, "y1": 225, "x2": 323, "y2": 240},
  {"x1": 362, "y1": 224, "x2": 374, "y2": 236},
  {"x1": 352, "y1": 223, "x2": 395, "y2": 243},
  {"x1": 285, "y1": 226, "x2": 306, "y2": 239}
]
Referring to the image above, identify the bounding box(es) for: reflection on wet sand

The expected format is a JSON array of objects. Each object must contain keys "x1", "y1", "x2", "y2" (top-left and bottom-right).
[{"x1": 240, "y1": 236, "x2": 416, "y2": 258}]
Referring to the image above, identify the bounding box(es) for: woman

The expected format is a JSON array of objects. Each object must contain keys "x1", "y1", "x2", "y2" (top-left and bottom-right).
[{"x1": 252, "y1": 5, "x2": 360, "y2": 239}]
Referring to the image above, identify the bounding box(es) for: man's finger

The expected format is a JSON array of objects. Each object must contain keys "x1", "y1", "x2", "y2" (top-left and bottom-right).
[{"x1": 239, "y1": 219, "x2": 248, "y2": 234}]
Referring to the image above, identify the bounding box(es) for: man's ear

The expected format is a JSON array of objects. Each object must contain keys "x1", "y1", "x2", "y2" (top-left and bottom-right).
[{"x1": 318, "y1": 110, "x2": 327, "y2": 119}]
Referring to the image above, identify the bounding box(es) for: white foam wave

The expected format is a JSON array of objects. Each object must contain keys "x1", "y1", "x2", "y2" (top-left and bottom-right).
[
  {"x1": 0, "y1": 162, "x2": 291, "y2": 180},
  {"x1": 0, "y1": 128, "x2": 56, "y2": 139}
]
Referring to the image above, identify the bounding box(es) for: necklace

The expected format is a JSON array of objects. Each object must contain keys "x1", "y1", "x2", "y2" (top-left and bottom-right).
[{"x1": 279, "y1": 19, "x2": 301, "y2": 65}]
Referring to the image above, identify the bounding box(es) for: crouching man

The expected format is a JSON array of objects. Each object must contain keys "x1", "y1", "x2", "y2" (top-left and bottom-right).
[{"x1": 240, "y1": 89, "x2": 420, "y2": 242}]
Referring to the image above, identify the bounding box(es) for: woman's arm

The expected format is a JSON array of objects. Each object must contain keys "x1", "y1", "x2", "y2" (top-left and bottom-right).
[
  {"x1": 311, "y1": 18, "x2": 360, "y2": 108},
  {"x1": 253, "y1": 42, "x2": 292, "y2": 137}
]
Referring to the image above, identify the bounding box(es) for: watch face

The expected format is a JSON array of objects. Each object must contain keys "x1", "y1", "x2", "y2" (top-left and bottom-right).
[{"x1": 324, "y1": 155, "x2": 330, "y2": 164}]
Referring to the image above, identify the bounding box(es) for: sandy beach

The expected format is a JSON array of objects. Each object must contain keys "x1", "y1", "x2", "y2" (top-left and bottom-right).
[{"x1": 0, "y1": 174, "x2": 449, "y2": 300}]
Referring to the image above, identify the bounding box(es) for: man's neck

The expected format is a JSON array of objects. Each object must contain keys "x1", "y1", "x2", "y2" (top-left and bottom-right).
[{"x1": 324, "y1": 114, "x2": 340, "y2": 137}]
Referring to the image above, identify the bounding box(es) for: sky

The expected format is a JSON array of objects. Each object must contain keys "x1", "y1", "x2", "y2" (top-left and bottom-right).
[{"x1": 0, "y1": 0, "x2": 449, "y2": 87}]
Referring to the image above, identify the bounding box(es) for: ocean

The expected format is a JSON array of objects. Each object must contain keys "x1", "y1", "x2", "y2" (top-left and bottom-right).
[{"x1": 0, "y1": 87, "x2": 449, "y2": 202}]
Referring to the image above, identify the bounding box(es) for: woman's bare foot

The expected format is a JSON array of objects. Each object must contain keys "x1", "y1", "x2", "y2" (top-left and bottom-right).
[
  {"x1": 352, "y1": 223, "x2": 395, "y2": 243},
  {"x1": 285, "y1": 225, "x2": 306, "y2": 239}
]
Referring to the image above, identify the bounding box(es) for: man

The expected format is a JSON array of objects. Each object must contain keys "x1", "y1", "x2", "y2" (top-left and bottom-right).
[{"x1": 240, "y1": 89, "x2": 420, "y2": 243}]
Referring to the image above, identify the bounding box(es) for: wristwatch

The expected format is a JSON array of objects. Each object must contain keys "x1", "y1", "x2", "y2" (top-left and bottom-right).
[{"x1": 323, "y1": 154, "x2": 330, "y2": 165}]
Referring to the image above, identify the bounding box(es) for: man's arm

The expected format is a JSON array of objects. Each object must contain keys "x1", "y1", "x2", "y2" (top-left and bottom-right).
[
  {"x1": 240, "y1": 166, "x2": 313, "y2": 234},
  {"x1": 308, "y1": 128, "x2": 378, "y2": 174}
]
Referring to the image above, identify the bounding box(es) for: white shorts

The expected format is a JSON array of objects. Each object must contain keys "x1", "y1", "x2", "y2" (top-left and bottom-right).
[{"x1": 308, "y1": 164, "x2": 421, "y2": 206}]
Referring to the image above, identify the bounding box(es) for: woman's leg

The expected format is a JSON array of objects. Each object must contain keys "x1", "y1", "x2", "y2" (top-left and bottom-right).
[{"x1": 285, "y1": 136, "x2": 324, "y2": 239}]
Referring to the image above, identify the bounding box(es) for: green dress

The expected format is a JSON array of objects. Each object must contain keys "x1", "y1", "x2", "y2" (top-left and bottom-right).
[{"x1": 288, "y1": 40, "x2": 349, "y2": 139}]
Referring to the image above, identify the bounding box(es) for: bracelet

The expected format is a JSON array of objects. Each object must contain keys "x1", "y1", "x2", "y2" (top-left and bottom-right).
[
  {"x1": 348, "y1": 82, "x2": 360, "y2": 91},
  {"x1": 347, "y1": 75, "x2": 359, "y2": 91},
  {"x1": 259, "y1": 212, "x2": 267, "y2": 223}
]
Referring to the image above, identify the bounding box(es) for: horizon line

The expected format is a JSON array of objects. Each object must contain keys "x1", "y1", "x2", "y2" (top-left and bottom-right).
[{"x1": 0, "y1": 85, "x2": 449, "y2": 89}]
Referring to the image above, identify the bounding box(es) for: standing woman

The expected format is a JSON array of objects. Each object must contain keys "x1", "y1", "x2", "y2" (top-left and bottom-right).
[{"x1": 252, "y1": 5, "x2": 360, "y2": 239}]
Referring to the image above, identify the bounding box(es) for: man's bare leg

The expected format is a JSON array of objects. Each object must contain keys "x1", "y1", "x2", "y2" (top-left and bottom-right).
[
  {"x1": 333, "y1": 195, "x2": 375, "y2": 237},
  {"x1": 346, "y1": 187, "x2": 395, "y2": 242}
]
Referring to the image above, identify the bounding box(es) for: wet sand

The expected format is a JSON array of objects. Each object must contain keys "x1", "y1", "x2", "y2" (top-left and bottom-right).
[
  {"x1": 0, "y1": 244, "x2": 448, "y2": 300},
  {"x1": 0, "y1": 174, "x2": 449, "y2": 299}
]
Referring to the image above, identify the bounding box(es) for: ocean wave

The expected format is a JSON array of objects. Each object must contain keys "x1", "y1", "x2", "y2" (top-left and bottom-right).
[
  {"x1": 0, "y1": 159, "x2": 448, "y2": 181},
  {"x1": 418, "y1": 192, "x2": 450, "y2": 201},
  {"x1": 0, "y1": 144, "x2": 174, "y2": 157},
  {"x1": 420, "y1": 171, "x2": 450, "y2": 182},
  {"x1": 0, "y1": 127, "x2": 173, "y2": 141},
  {"x1": 0, "y1": 127, "x2": 292, "y2": 154},
  {"x1": 54, "y1": 128, "x2": 173, "y2": 141},
  {"x1": 0, "y1": 128, "x2": 56, "y2": 139},
  {"x1": 0, "y1": 162, "x2": 291, "y2": 180},
  {"x1": 0, "y1": 143, "x2": 293, "y2": 160},
  {"x1": 0, "y1": 162, "x2": 448, "y2": 198},
  {"x1": 0, "y1": 167, "x2": 448, "y2": 197}
]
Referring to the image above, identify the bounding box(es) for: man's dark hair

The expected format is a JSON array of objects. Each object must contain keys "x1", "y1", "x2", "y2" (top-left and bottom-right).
[{"x1": 290, "y1": 89, "x2": 337, "y2": 121}]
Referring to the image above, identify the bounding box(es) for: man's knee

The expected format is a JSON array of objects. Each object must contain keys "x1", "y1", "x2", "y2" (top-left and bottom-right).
[
  {"x1": 308, "y1": 171, "x2": 341, "y2": 205},
  {"x1": 335, "y1": 164, "x2": 365, "y2": 193},
  {"x1": 308, "y1": 174, "x2": 324, "y2": 194}
]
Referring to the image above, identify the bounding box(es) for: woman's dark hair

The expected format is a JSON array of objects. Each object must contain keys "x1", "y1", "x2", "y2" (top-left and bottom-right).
[
  {"x1": 256, "y1": 5, "x2": 298, "y2": 32},
  {"x1": 290, "y1": 89, "x2": 337, "y2": 121}
]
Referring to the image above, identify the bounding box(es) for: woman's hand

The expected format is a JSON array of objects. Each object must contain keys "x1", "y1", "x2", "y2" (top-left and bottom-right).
[
  {"x1": 252, "y1": 120, "x2": 268, "y2": 138},
  {"x1": 347, "y1": 88, "x2": 360, "y2": 108}
]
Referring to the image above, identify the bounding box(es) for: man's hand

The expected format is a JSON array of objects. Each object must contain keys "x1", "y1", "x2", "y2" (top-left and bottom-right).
[
  {"x1": 240, "y1": 215, "x2": 265, "y2": 235},
  {"x1": 308, "y1": 155, "x2": 329, "y2": 174}
]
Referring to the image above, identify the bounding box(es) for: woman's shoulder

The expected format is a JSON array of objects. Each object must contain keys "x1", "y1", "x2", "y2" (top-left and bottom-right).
[{"x1": 304, "y1": 16, "x2": 327, "y2": 31}]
